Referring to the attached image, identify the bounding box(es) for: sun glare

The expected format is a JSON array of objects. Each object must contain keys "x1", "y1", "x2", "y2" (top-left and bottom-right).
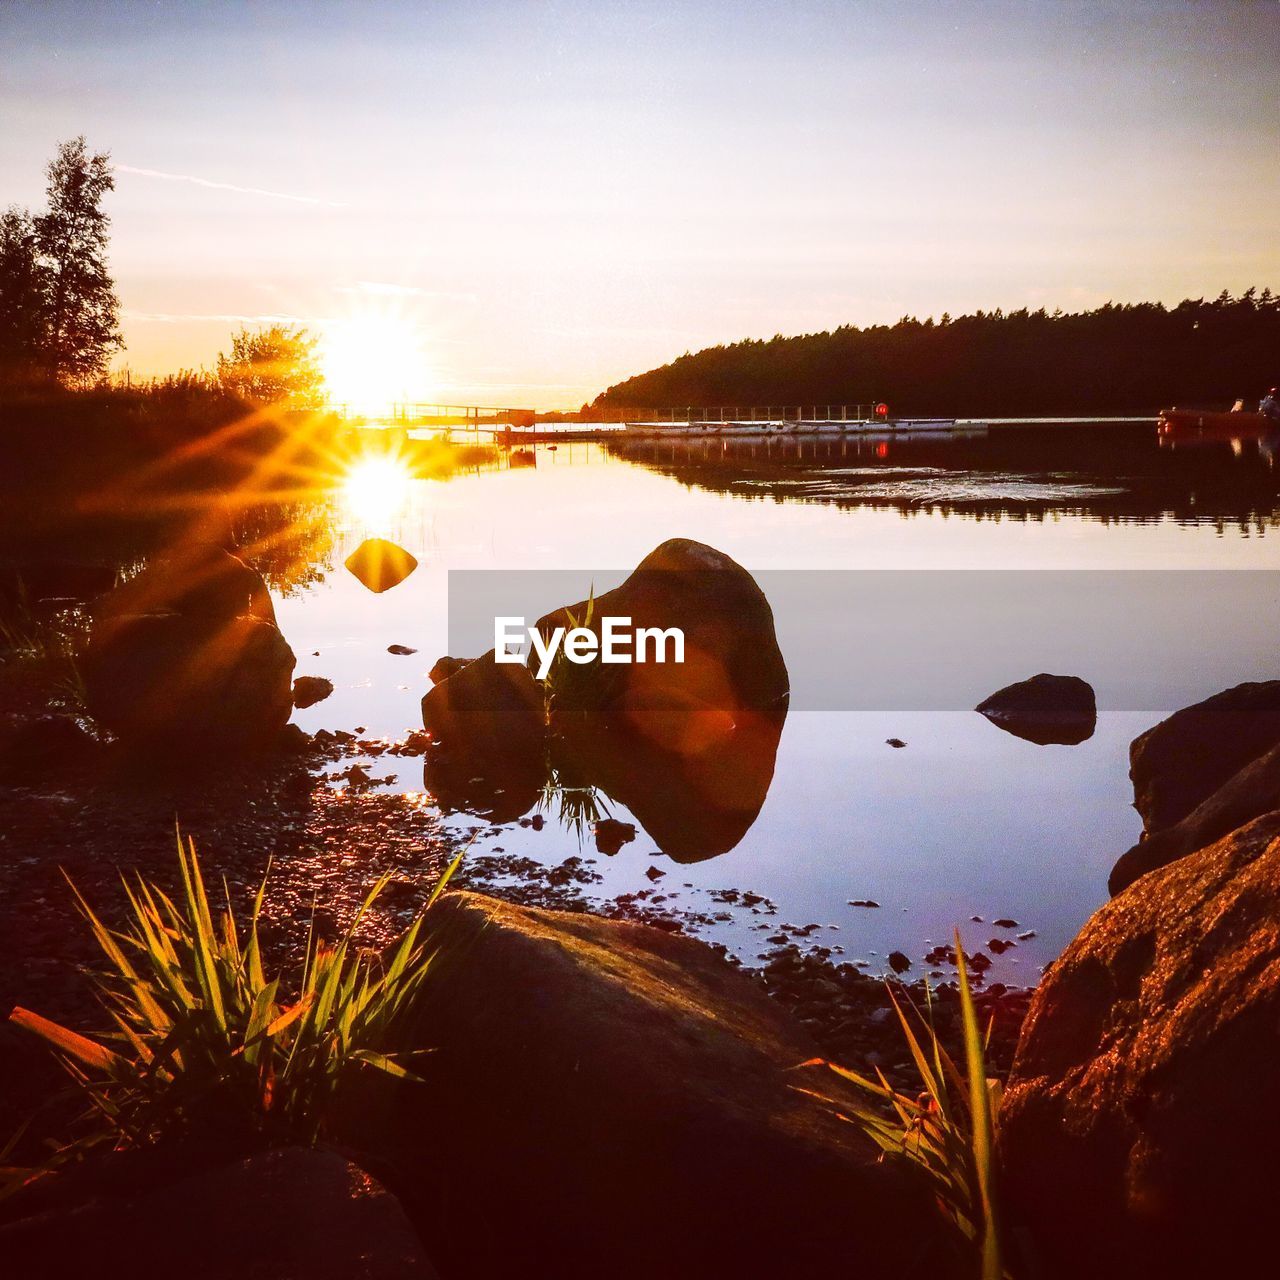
[
  {"x1": 343, "y1": 455, "x2": 412, "y2": 532},
  {"x1": 321, "y1": 310, "x2": 431, "y2": 416}
]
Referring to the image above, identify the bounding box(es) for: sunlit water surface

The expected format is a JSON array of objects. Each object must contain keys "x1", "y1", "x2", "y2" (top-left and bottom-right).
[{"x1": 275, "y1": 427, "x2": 1280, "y2": 981}]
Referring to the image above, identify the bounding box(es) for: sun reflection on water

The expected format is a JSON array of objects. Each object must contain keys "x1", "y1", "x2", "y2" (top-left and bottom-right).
[{"x1": 342, "y1": 455, "x2": 412, "y2": 533}]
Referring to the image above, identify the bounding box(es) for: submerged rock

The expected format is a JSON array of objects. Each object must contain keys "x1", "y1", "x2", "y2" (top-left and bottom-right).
[
  {"x1": 975, "y1": 673, "x2": 1096, "y2": 745},
  {"x1": 358, "y1": 892, "x2": 956, "y2": 1280},
  {"x1": 345, "y1": 538, "x2": 418, "y2": 594},
  {"x1": 1110, "y1": 740, "x2": 1280, "y2": 893},
  {"x1": 1001, "y1": 812, "x2": 1280, "y2": 1279},
  {"x1": 292, "y1": 674, "x2": 334, "y2": 708},
  {"x1": 591, "y1": 817, "x2": 636, "y2": 855},
  {"x1": 427, "y1": 655, "x2": 472, "y2": 684},
  {"x1": 1128, "y1": 679, "x2": 1280, "y2": 834}
]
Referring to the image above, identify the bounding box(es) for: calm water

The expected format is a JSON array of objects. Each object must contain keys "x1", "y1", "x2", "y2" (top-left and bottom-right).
[{"x1": 273, "y1": 424, "x2": 1280, "y2": 981}]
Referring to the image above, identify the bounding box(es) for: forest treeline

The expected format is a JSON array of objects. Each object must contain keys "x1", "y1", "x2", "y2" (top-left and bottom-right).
[{"x1": 591, "y1": 292, "x2": 1280, "y2": 418}]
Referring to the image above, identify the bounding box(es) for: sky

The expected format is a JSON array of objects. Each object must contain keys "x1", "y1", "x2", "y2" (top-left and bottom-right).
[{"x1": 2, "y1": 0, "x2": 1278, "y2": 410}]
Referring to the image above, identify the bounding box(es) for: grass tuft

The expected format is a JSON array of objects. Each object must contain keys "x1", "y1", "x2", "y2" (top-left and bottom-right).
[
  {"x1": 798, "y1": 930, "x2": 1011, "y2": 1279},
  {"x1": 8, "y1": 828, "x2": 464, "y2": 1169}
]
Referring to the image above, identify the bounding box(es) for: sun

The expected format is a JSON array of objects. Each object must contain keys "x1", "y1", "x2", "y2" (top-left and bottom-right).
[{"x1": 320, "y1": 310, "x2": 431, "y2": 416}]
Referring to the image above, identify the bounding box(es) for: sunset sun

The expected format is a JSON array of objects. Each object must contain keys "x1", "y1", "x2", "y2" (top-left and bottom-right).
[{"x1": 320, "y1": 311, "x2": 431, "y2": 416}]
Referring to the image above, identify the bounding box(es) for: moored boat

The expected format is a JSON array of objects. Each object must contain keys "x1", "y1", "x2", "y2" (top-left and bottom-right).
[{"x1": 1159, "y1": 406, "x2": 1276, "y2": 435}]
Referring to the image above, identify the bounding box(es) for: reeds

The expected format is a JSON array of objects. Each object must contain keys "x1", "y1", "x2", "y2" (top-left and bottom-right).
[
  {"x1": 800, "y1": 934, "x2": 1010, "y2": 1279},
  {"x1": 9, "y1": 830, "x2": 463, "y2": 1157}
]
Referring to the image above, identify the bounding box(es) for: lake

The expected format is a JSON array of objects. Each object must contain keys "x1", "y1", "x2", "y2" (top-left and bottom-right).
[{"x1": 270, "y1": 421, "x2": 1280, "y2": 983}]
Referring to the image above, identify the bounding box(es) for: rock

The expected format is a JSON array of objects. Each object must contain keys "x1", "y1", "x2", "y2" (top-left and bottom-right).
[
  {"x1": 1000, "y1": 812, "x2": 1280, "y2": 1279},
  {"x1": 292, "y1": 675, "x2": 334, "y2": 708},
  {"x1": 421, "y1": 649, "x2": 545, "y2": 761},
  {"x1": 533, "y1": 538, "x2": 789, "y2": 729},
  {"x1": 591, "y1": 817, "x2": 636, "y2": 855},
  {"x1": 82, "y1": 613, "x2": 295, "y2": 754},
  {"x1": 356, "y1": 893, "x2": 957, "y2": 1280},
  {"x1": 992, "y1": 918, "x2": 1019, "y2": 928},
  {"x1": 1128, "y1": 680, "x2": 1280, "y2": 834},
  {"x1": 420, "y1": 650, "x2": 546, "y2": 798},
  {"x1": 345, "y1": 538, "x2": 418, "y2": 594},
  {"x1": 1111, "y1": 741, "x2": 1280, "y2": 893},
  {"x1": 276, "y1": 723, "x2": 311, "y2": 754},
  {"x1": 887, "y1": 950, "x2": 911, "y2": 973},
  {"x1": 0, "y1": 713, "x2": 95, "y2": 782},
  {"x1": 94, "y1": 545, "x2": 275, "y2": 629},
  {"x1": 975, "y1": 673, "x2": 1096, "y2": 746},
  {"x1": 848, "y1": 899, "x2": 881, "y2": 908},
  {"x1": 387, "y1": 644, "x2": 418, "y2": 656},
  {"x1": 0, "y1": 1145, "x2": 434, "y2": 1279},
  {"x1": 428, "y1": 656, "x2": 472, "y2": 684},
  {"x1": 885, "y1": 737, "x2": 907, "y2": 748}
]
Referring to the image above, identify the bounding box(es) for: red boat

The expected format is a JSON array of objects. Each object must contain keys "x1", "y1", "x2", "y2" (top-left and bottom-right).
[{"x1": 1158, "y1": 406, "x2": 1275, "y2": 435}]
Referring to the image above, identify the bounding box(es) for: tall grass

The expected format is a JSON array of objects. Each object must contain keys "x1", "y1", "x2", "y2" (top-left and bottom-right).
[
  {"x1": 800, "y1": 934, "x2": 1011, "y2": 1279},
  {"x1": 9, "y1": 830, "x2": 463, "y2": 1162}
]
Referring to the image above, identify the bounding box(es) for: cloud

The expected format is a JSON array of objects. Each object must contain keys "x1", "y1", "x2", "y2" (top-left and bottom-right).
[
  {"x1": 123, "y1": 310, "x2": 310, "y2": 324},
  {"x1": 116, "y1": 164, "x2": 346, "y2": 208}
]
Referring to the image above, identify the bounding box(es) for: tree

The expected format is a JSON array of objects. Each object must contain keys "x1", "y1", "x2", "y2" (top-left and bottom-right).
[
  {"x1": 0, "y1": 207, "x2": 45, "y2": 386},
  {"x1": 35, "y1": 137, "x2": 121, "y2": 384},
  {"x1": 216, "y1": 324, "x2": 323, "y2": 405}
]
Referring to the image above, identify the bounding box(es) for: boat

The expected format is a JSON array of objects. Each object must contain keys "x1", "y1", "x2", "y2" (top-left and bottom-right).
[{"x1": 1158, "y1": 406, "x2": 1277, "y2": 435}]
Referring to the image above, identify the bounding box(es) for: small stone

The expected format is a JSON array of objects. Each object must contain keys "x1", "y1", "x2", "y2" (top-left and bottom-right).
[
  {"x1": 847, "y1": 899, "x2": 881, "y2": 909},
  {"x1": 993, "y1": 918, "x2": 1019, "y2": 929},
  {"x1": 387, "y1": 644, "x2": 417, "y2": 656},
  {"x1": 645, "y1": 865, "x2": 666, "y2": 882},
  {"x1": 887, "y1": 951, "x2": 911, "y2": 974},
  {"x1": 885, "y1": 738, "x2": 907, "y2": 748}
]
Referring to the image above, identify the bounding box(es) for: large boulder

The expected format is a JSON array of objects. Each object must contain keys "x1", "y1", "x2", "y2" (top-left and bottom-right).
[
  {"x1": 1128, "y1": 680, "x2": 1280, "y2": 834},
  {"x1": 974, "y1": 673, "x2": 1096, "y2": 745},
  {"x1": 0, "y1": 1146, "x2": 434, "y2": 1279},
  {"x1": 1110, "y1": 741, "x2": 1280, "y2": 893},
  {"x1": 82, "y1": 613, "x2": 295, "y2": 753},
  {"x1": 534, "y1": 539, "x2": 788, "y2": 729},
  {"x1": 94, "y1": 545, "x2": 276, "y2": 629},
  {"x1": 353, "y1": 892, "x2": 957, "y2": 1280},
  {"x1": 1000, "y1": 812, "x2": 1280, "y2": 1279}
]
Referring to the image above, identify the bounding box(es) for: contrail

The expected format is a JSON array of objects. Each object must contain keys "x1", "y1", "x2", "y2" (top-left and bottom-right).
[{"x1": 116, "y1": 163, "x2": 346, "y2": 208}]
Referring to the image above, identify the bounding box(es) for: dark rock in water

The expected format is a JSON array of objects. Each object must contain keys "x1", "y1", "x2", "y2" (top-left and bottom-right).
[
  {"x1": 975, "y1": 673, "x2": 1096, "y2": 746},
  {"x1": 551, "y1": 697, "x2": 785, "y2": 864},
  {"x1": 533, "y1": 537, "x2": 789, "y2": 729},
  {"x1": 992, "y1": 918, "x2": 1019, "y2": 928},
  {"x1": 82, "y1": 613, "x2": 295, "y2": 754},
  {"x1": 885, "y1": 737, "x2": 907, "y2": 748},
  {"x1": 387, "y1": 644, "x2": 418, "y2": 656},
  {"x1": 0, "y1": 1145, "x2": 434, "y2": 1280},
  {"x1": 1128, "y1": 680, "x2": 1280, "y2": 835},
  {"x1": 292, "y1": 675, "x2": 334, "y2": 708},
  {"x1": 887, "y1": 950, "x2": 911, "y2": 973},
  {"x1": 644, "y1": 863, "x2": 665, "y2": 881},
  {"x1": 592, "y1": 817, "x2": 636, "y2": 855},
  {"x1": 848, "y1": 899, "x2": 881, "y2": 908},
  {"x1": 359, "y1": 892, "x2": 957, "y2": 1280},
  {"x1": 428, "y1": 655, "x2": 472, "y2": 684},
  {"x1": 95, "y1": 545, "x2": 276, "y2": 628},
  {"x1": 1001, "y1": 811, "x2": 1280, "y2": 1280},
  {"x1": 420, "y1": 651, "x2": 546, "y2": 820},
  {"x1": 0, "y1": 712, "x2": 95, "y2": 781},
  {"x1": 1110, "y1": 740, "x2": 1280, "y2": 894},
  {"x1": 987, "y1": 937, "x2": 1016, "y2": 955},
  {"x1": 421, "y1": 650, "x2": 545, "y2": 765},
  {"x1": 345, "y1": 538, "x2": 418, "y2": 594}
]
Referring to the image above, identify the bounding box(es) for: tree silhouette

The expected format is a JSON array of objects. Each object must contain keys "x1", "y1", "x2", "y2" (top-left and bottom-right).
[
  {"x1": 216, "y1": 324, "x2": 323, "y2": 406},
  {"x1": 592, "y1": 293, "x2": 1280, "y2": 418},
  {"x1": 0, "y1": 137, "x2": 121, "y2": 388}
]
